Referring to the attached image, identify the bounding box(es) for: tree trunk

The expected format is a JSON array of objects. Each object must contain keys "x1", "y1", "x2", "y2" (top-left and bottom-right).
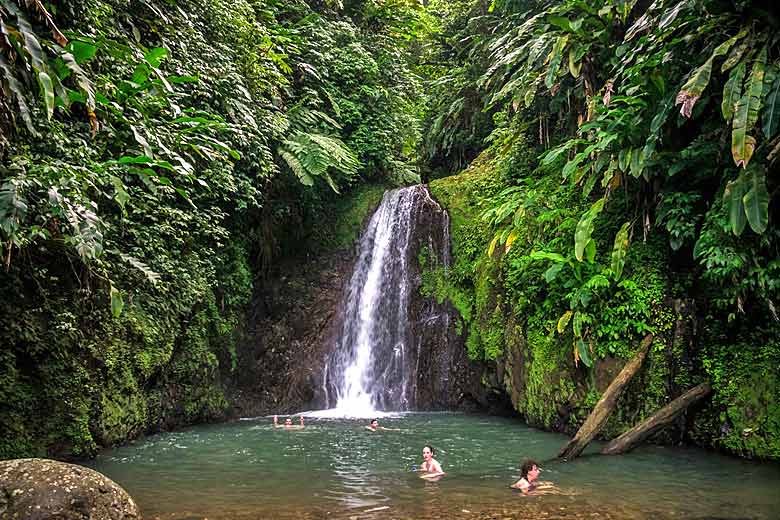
[
  {"x1": 557, "y1": 334, "x2": 654, "y2": 461},
  {"x1": 601, "y1": 382, "x2": 711, "y2": 455}
]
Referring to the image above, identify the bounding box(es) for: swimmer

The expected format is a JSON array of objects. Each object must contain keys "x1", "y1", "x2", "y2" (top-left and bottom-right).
[
  {"x1": 418, "y1": 445, "x2": 445, "y2": 479},
  {"x1": 511, "y1": 459, "x2": 540, "y2": 493},
  {"x1": 365, "y1": 418, "x2": 400, "y2": 431},
  {"x1": 273, "y1": 415, "x2": 304, "y2": 429}
]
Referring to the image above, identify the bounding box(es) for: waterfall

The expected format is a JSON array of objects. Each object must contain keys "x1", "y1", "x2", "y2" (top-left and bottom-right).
[{"x1": 320, "y1": 185, "x2": 450, "y2": 415}]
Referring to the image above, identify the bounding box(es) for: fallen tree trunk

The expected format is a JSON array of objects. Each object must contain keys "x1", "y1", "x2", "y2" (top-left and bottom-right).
[
  {"x1": 601, "y1": 382, "x2": 712, "y2": 455},
  {"x1": 557, "y1": 334, "x2": 654, "y2": 461}
]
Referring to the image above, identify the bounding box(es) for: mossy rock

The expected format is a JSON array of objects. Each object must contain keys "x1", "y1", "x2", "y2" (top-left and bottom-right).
[{"x1": 0, "y1": 458, "x2": 141, "y2": 519}]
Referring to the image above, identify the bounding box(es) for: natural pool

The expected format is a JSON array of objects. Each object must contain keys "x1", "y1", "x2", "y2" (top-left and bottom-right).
[{"x1": 88, "y1": 413, "x2": 780, "y2": 519}]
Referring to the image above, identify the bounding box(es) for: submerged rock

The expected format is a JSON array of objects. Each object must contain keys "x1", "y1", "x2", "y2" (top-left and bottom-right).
[{"x1": 0, "y1": 458, "x2": 140, "y2": 519}]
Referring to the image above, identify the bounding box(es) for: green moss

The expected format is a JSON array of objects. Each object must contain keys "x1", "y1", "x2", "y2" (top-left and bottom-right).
[
  {"x1": 311, "y1": 183, "x2": 390, "y2": 251},
  {"x1": 521, "y1": 324, "x2": 576, "y2": 428},
  {"x1": 694, "y1": 329, "x2": 780, "y2": 459}
]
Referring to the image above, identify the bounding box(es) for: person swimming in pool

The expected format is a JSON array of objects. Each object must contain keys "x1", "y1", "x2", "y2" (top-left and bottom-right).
[
  {"x1": 273, "y1": 415, "x2": 304, "y2": 429},
  {"x1": 511, "y1": 459, "x2": 540, "y2": 493},
  {"x1": 418, "y1": 444, "x2": 445, "y2": 479},
  {"x1": 365, "y1": 418, "x2": 400, "y2": 431}
]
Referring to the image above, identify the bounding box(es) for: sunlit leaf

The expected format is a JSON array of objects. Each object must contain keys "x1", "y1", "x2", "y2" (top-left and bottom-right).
[
  {"x1": 144, "y1": 47, "x2": 168, "y2": 68},
  {"x1": 505, "y1": 230, "x2": 518, "y2": 252},
  {"x1": 676, "y1": 33, "x2": 738, "y2": 118},
  {"x1": 557, "y1": 310, "x2": 573, "y2": 334},
  {"x1": 69, "y1": 40, "x2": 97, "y2": 64},
  {"x1": 610, "y1": 222, "x2": 631, "y2": 280},
  {"x1": 110, "y1": 285, "x2": 124, "y2": 318},
  {"x1": 721, "y1": 61, "x2": 745, "y2": 122},
  {"x1": 732, "y1": 47, "x2": 767, "y2": 168},
  {"x1": 575, "y1": 198, "x2": 605, "y2": 262},
  {"x1": 38, "y1": 71, "x2": 55, "y2": 120},
  {"x1": 545, "y1": 35, "x2": 568, "y2": 88}
]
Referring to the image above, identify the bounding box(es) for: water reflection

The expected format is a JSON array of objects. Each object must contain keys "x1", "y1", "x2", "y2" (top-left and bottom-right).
[{"x1": 88, "y1": 413, "x2": 780, "y2": 520}]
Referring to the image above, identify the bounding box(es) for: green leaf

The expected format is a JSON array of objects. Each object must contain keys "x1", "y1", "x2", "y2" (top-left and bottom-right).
[
  {"x1": 529, "y1": 251, "x2": 567, "y2": 263},
  {"x1": 557, "y1": 310, "x2": 573, "y2": 334},
  {"x1": 611, "y1": 222, "x2": 631, "y2": 280},
  {"x1": 732, "y1": 46, "x2": 767, "y2": 168},
  {"x1": 762, "y1": 73, "x2": 780, "y2": 139},
  {"x1": 110, "y1": 285, "x2": 124, "y2": 318},
  {"x1": 742, "y1": 165, "x2": 769, "y2": 234},
  {"x1": 576, "y1": 338, "x2": 593, "y2": 367},
  {"x1": 573, "y1": 311, "x2": 584, "y2": 337},
  {"x1": 629, "y1": 147, "x2": 645, "y2": 178},
  {"x1": 676, "y1": 55, "x2": 715, "y2": 118},
  {"x1": 721, "y1": 33, "x2": 750, "y2": 72},
  {"x1": 676, "y1": 33, "x2": 739, "y2": 118},
  {"x1": 60, "y1": 50, "x2": 95, "y2": 111},
  {"x1": 723, "y1": 173, "x2": 747, "y2": 235},
  {"x1": 721, "y1": 61, "x2": 745, "y2": 122},
  {"x1": 69, "y1": 40, "x2": 98, "y2": 64},
  {"x1": 545, "y1": 35, "x2": 568, "y2": 88},
  {"x1": 568, "y1": 46, "x2": 582, "y2": 78},
  {"x1": 488, "y1": 235, "x2": 500, "y2": 257},
  {"x1": 575, "y1": 198, "x2": 605, "y2": 262},
  {"x1": 545, "y1": 262, "x2": 565, "y2": 282},
  {"x1": 547, "y1": 16, "x2": 571, "y2": 32},
  {"x1": 144, "y1": 47, "x2": 168, "y2": 68},
  {"x1": 131, "y1": 126, "x2": 153, "y2": 157},
  {"x1": 38, "y1": 71, "x2": 55, "y2": 120}
]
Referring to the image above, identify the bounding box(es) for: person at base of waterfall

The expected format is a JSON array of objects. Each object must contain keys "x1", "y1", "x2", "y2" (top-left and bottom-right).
[
  {"x1": 273, "y1": 415, "x2": 304, "y2": 429},
  {"x1": 511, "y1": 459, "x2": 540, "y2": 493},
  {"x1": 365, "y1": 418, "x2": 400, "y2": 431},
  {"x1": 418, "y1": 445, "x2": 445, "y2": 479}
]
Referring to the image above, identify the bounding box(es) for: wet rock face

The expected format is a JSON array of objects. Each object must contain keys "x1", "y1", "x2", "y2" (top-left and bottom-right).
[
  {"x1": 404, "y1": 189, "x2": 487, "y2": 410},
  {"x1": 0, "y1": 458, "x2": 140, "y2": 520},
  {"x1": 229, "y1": 249, "x2": 355, "y2": 416}
]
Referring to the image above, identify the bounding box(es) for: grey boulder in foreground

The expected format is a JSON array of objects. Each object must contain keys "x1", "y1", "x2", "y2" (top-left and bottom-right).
[{"x1": 0, "y1": 458, "x2": 140, "y2": 520}]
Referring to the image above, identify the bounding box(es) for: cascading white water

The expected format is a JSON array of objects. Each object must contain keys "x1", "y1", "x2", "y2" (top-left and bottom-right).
[{"x1": 315, "y1": 185, "x2": 450, "y2": 417}]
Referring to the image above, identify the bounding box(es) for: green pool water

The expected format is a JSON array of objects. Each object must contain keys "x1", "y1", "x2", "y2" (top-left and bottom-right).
[{"x1": 88, "y1": 413, "x2": 780, "y2": 519}]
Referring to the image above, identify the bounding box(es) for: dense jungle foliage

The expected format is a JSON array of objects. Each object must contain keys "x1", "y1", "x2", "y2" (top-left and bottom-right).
[
  {"x1": 0, "y1": 0, "x2": 422, "y2": 458},
  {"x1": 421, "y1": 0, "x2": 780, "y2": 458},
  {"x1": 2, "y1": 0, "x2": 779, "y2": 461}
]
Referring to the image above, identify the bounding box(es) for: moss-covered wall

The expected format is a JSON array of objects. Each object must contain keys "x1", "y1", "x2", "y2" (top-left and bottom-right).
[{"x1": 426, "y1": 144, "x2": 780, "y2": 460}]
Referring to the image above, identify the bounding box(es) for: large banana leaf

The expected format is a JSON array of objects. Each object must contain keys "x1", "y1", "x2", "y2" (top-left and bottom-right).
[
  {"x1": 721, "y1": 61, "x2": 745, "y2": 121},
  {"x1": 762, "y1": 66, "x2": 780, "y2": 139},
  {"x1": 574, "y1": 198, "x2": 605, "y2": 262},
  {"x1": 723, "y1": 172, "x2": 747, "y2": 235},
  {"x1": 545, "y1": 35, "x2": 569, "y2": 88},
  {"x1": 611, "y1": 221, "x2": 631, "y2": 280},
  {"x1": 732, "y1": 46, "x2": 767, "y2": 168},
  {"x1": 676, "y1": 32, "x2": 741, "y2": 118},
  {"x1": 742, "y1": 165, "x2": 769, "y2": 234}
]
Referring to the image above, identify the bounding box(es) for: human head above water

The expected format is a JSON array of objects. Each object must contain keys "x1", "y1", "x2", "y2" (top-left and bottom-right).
[
  {"x1": 371, "y1": 419, "x2": 379, "y2": 427},
  {"x1": 284, "y1": 417, "x2": 293, "y2": 425},
  {"x1": 520, "y1": 459, "x2": 539, "y2": 479},
  {"x1": 422, "y1": 445, "x2": 435, "y2": 457}
]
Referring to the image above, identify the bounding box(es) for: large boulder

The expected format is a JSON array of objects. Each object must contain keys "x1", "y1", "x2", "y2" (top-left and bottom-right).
[{"x1": 0, "y1": 458, "x2": 140, "y2": 520}]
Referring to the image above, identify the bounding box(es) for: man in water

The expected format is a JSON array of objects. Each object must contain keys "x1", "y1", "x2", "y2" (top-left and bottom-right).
[
  {"x1": 273, "y1": 415, "x2": 304, "y2": 429},
  {"x1": 365, "y1": 418, "x2": 399, "y2": 431}
]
